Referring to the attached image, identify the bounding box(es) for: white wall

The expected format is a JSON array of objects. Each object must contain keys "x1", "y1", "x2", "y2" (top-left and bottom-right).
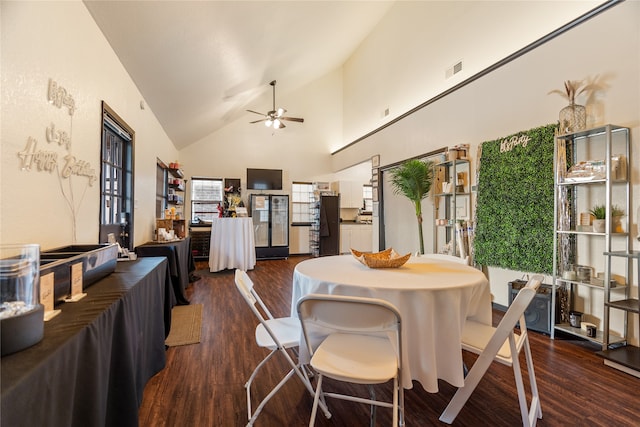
[
  {"x1": 339, "y1": 0, "x2": 602, "y2": 149},
  {"x1": 332, "y1": 1, "x2": 639, "y2": 344},
  {"x1": 0, "y1": 0, "x2": 179, "y2": 249}
]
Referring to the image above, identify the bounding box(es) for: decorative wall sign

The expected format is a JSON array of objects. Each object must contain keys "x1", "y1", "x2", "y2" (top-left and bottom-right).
[
  {"x1": 48, "y1": 78, "x2": 76, "y2": 115},
  {"x1": 474, "y1": 124, "x2": 556, "y2": 274},
  {"x1": 16, "y1": 78, "x2": 98, "y2": 242}
]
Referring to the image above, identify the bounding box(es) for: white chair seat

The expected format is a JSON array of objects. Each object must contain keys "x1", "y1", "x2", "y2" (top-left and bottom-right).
[
  {"x1": 311, "y1": 333, "x2": 398, "y2": 384},
  {"x1": 256, "y1": 317, "x2": 300, "y2": 349},
  {"x1": 462, "y1": 320, "x2": 513, "y2": 362}
]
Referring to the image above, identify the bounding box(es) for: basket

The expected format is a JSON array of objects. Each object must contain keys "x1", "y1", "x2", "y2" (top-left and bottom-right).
[{"x1": 351, "y1": 248, "x2": 411, "y2": 269}]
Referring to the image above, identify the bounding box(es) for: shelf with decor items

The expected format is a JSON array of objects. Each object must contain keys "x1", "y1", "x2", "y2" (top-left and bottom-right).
[
  {"x1": 596, "y1": 250, "x2": 640, "y2": 377},
  {"x1": 432, "y1": 158, "x2": 471, "y2": 258},
  {"x1": 551, "y1": 125, "x2": 631, "y2": 351},
  {"x1": 167, "y1": 167, "x2": 185, "y2": 217}
]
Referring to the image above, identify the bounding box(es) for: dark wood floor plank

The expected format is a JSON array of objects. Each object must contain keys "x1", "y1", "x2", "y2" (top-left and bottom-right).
[{"x1": 138, "y1": 256, "x2": 639, "y2": 426}]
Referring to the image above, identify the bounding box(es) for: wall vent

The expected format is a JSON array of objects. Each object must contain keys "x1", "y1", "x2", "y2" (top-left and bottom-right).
[{"x1": 445, "y1": 60, "x2": 463, "y2": 79}]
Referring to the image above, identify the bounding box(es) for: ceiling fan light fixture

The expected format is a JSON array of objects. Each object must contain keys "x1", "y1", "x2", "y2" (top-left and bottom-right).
[{"x1": 247, "y1": 80, "x2": 303, "y2": 129}]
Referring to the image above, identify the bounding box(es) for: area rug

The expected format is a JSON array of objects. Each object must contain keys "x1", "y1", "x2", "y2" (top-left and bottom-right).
[{"x1": 165, "y1": 304, "x2": 203, "y2": 347}]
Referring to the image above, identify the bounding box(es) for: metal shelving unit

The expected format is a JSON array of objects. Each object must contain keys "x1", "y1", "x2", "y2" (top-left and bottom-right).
[
  {"x1": 551, "y1": 125, "x2": 631, "y2": 350},
  {"x1": 433, "y1": 158, "x2": 472, "y2": 257}
]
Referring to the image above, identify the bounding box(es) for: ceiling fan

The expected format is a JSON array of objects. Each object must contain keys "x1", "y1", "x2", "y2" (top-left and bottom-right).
[{"x1": 247, "y1": 80, "x2": 304, "y2": 129}]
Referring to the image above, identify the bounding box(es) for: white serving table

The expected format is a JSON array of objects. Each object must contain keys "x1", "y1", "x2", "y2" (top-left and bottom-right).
[
  {"x1": 208, "y1": 217, "x2": 256, "y2": 272},
  {"x1": 292, "y1": 254, "x2": 491, "y2": 393}
]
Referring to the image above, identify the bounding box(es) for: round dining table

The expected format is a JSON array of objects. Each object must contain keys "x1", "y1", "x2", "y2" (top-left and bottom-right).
[{"x1": 291, "y1": 254, "x2": 491, "y2": 393}]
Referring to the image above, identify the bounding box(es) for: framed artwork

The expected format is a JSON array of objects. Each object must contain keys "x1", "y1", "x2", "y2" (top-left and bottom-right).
[{"x1": 371, "y1": 155, "x2": 380, "y2": 168}]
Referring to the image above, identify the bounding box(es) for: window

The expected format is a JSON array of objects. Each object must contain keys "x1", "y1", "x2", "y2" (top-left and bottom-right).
[
  {"x1": 292, "y1": 182, "x2": 314, "y2": 224},
  {"x1": 156, "y1": 161, "x2": 167, "y2": 218},
  {"x1": 191, "y1": 177, "x2": 223, "y2": 222},
  {"x1": 363, "y1": 185, "x2": 373, "y2": 212},
  {"x1": 100, "y1": 103, "x2": 134, "y2": 249}
]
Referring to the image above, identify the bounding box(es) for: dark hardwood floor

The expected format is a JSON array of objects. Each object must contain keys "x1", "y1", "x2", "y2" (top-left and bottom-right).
[{"x1": 138, "y1": 256, "x2": 639, "y2": 426}]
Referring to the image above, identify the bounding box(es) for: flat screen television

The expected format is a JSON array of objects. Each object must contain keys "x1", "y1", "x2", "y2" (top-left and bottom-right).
[{"x1": 246, "y1": 168, "x2": 283, "y2": 190}]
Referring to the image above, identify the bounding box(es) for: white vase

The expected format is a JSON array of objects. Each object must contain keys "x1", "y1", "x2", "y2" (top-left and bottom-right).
[{"x1": 592, "y1": 219, "x2": 606, "y2": 233}]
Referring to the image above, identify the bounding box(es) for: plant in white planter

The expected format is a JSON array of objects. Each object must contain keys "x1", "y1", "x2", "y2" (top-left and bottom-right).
[
  {"x1": 589, "y1": 205, "x2": 625, "y2": 233},
  {"x1": 589, "y1": 204, "x2": 606, "y2": 233}
]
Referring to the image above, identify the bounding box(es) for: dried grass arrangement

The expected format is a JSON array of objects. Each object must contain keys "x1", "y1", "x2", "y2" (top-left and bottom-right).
[{"x1": 351, "y1": 248, "x2": 411, "y2": 269}]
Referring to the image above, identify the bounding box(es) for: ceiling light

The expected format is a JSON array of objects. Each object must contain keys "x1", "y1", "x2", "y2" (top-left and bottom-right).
[
  {"x1": 273, "y1": 119, "x2": 282, "y2": 129},
  {"x1": 265, "y1": 119, "x2": 273, "y2": 127}
]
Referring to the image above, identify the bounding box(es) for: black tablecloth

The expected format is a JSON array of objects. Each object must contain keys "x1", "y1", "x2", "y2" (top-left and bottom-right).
[
  {"x1": 1, "y1": 257, "x2": 171, "y2": 427},
  {"x1": 136, "y1": 237, "x2": 193, "y2": 305}
]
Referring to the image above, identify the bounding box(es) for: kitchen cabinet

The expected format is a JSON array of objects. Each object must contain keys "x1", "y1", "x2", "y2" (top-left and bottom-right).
[
  {"x1": 340, "y1": 223, "x2": 372, "y2": 254},
  {"x1": 331, "y1": 181, "x2": 364, "y2": 209},
  {"x1": 551, "y1": 125, "x2": 631, "y2": 351}
]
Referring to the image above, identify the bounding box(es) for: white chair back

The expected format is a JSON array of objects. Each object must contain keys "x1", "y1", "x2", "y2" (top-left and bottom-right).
[
  {"x1": 422, "y1": 253, "x2": 470, "y2": 265},
  {"x1": 297, "y1": 294, "x2": 402, "y2": 362}
]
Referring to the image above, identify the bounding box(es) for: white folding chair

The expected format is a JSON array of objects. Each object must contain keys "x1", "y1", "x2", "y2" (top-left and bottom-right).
[
  {"x1": 422, "y1": 253, "x2": 470, "y2": 265},
  {"x1": 297, "y1": 294, "x2": 404, "y2": 427},
  {"x1": 440, "y1": 274, "x2": 544, "y2": 426},
  {"x1": 234, "y1": 270, "x2": 330, "y2": 426}
]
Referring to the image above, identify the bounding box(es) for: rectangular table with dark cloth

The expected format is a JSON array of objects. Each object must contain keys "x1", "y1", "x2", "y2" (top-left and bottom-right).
[
  {"x1": 1, "y1": 257, "x2": 171, "y2": 427},
  {"x1": 136, "y1": 237, "x2": 193, "y2": 305}
]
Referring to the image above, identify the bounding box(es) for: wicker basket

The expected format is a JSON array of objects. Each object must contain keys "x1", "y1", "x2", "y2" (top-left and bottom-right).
[{"x1": 351, "y1": 248, "x2": 411, "y2": 268}]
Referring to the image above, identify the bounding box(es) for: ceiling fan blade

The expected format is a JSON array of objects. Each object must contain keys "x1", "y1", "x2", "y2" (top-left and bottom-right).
[
  {"x1": 281, "y1": 116, "x2": 304, "y2": 123},
  {"x1": 249, "y1": 119, "x2": 266, "y2": 124},
  {"x1": 246, "y1": 109, "x2": 267, "y2": 116}
]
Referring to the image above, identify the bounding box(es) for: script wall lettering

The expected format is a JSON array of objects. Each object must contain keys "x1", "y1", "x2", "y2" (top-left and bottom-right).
[
  {"x1": 16, "y1": 78, "x2": 98, "y2": 242},
  {"x1": 46, "y1": 122, "x2": 71, "y2": 149},
  {"x1": 48, "y1": 78, "x2": 76, "y2": 115},
  {"x1": 500, "y1": 134, "x2": 532, "y2": 153}
]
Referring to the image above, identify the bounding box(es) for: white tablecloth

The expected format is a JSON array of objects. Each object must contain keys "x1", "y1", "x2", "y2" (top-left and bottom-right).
[
  {"x1": 209, "y1": 218, "x2": 256, "y2": 272},
  {"x1": 291, "y1": 255, "x2": 491, "y2": 392}
]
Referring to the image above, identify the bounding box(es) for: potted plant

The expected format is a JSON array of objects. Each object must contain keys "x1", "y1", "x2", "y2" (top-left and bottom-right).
[
  {"x1": 390, "y1": 159, "x2": 434, "y2": 254},
  {"x1": 589, "y1": 204, "x2": 606, "y2": 232},
  {"x1": 589, "y1": 204, "x2": 624, "y2": 233},
  {"x1": 612, "y1": 205, "x2": 625, "y2": 233},
  {"x1": 549, "y1": 80, "x2": 588, "y2": 133}
]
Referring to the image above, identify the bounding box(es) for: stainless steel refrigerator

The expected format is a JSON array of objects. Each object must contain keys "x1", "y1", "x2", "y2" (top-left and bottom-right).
[{"x1": 250, "y1": 194, "x2": 289, "y2": 259}]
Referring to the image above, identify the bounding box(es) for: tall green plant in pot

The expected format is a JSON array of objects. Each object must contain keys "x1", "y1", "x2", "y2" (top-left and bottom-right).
[{"x1": 390, "y1": 159, "x2": 434, "y2": 254}]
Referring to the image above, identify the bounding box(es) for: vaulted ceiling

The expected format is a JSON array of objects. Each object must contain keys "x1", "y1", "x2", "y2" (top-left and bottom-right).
[{"x1": 84, "y1": 1, "x2": 395, "y2": 149}]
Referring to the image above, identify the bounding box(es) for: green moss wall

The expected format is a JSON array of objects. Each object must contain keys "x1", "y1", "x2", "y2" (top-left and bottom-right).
[{"x1": 474, "y1": 124, "x2": 556, "y2": 274}]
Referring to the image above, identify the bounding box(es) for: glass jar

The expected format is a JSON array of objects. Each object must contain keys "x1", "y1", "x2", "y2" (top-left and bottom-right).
[{"x1": 1, "y1": 244, "x2": 44, "y2": 356}]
